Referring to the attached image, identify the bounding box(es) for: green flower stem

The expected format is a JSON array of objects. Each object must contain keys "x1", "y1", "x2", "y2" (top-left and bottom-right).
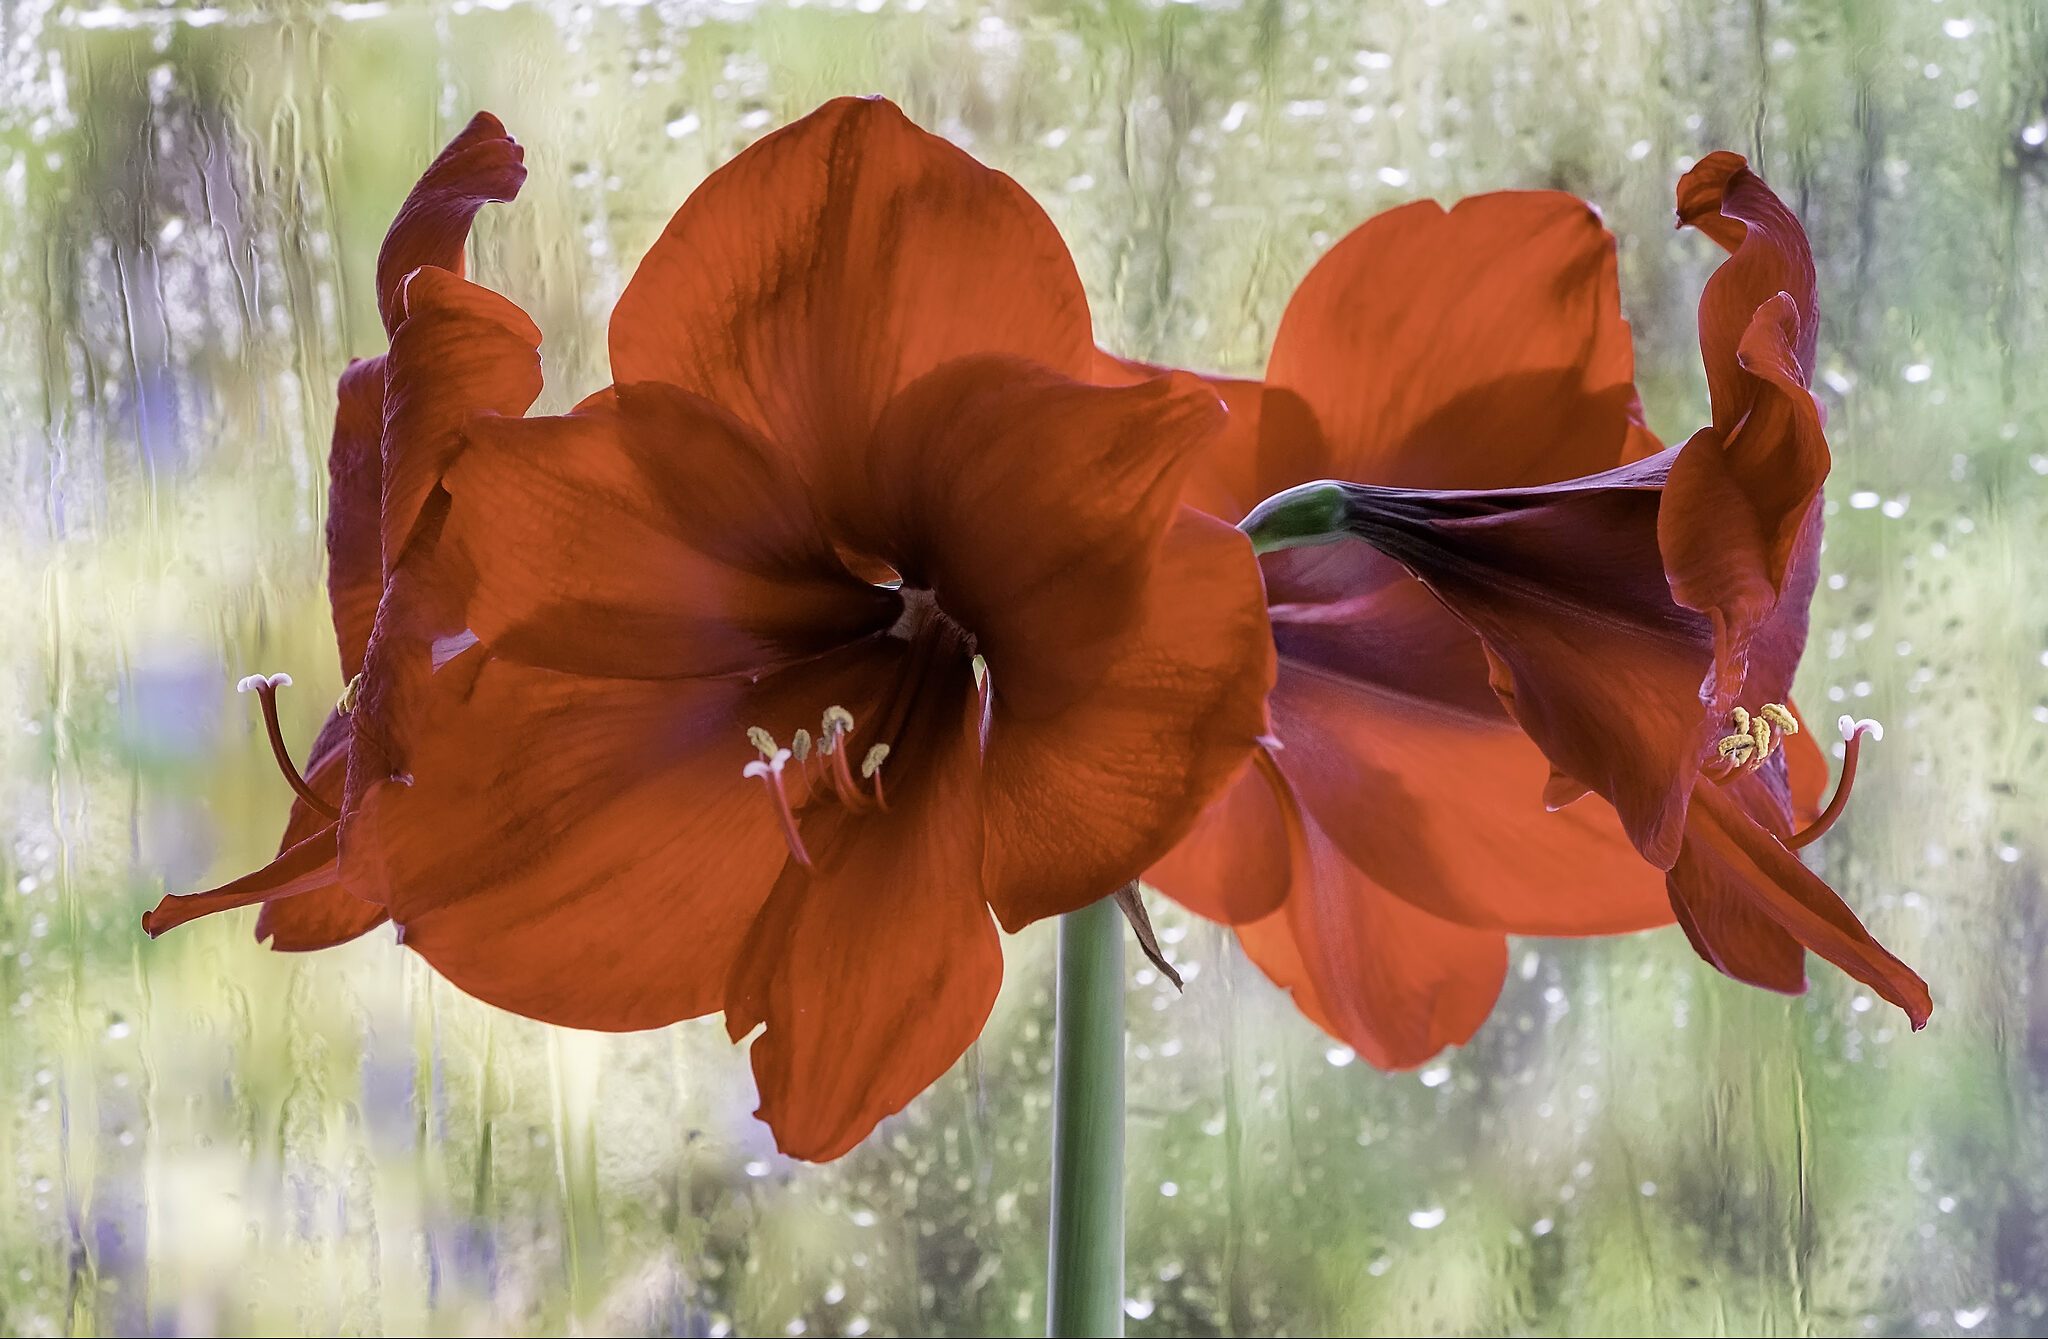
[{"x1": 1046, "y1": 894, "x2": 1126, "y2": 1338}]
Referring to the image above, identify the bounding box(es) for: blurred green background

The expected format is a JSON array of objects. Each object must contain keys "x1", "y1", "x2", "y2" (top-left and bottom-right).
[{"x1": 2, "y1": 0, "x2": 2044, "y2": 1334}]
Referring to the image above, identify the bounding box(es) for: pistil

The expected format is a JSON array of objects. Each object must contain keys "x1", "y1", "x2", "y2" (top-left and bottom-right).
[
  {"x1": 743, "y1": 742, "x2": 813, "y2": 868},
  {"x1": 239, "y1": 673, "x2": 341, "y2": 822},
  {"x1": 1787, "y1": 716, "x2": 1882, "y2": 850}
]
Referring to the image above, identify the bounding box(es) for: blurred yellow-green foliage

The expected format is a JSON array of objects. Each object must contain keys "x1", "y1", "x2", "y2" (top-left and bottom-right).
[{"x1": 3, "y1": 0, "x2": 2045, "y2": 1334}]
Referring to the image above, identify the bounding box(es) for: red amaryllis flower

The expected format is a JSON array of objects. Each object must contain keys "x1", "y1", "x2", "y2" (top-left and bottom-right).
[
  {"x1": 144, "y1": 114, "x2": 541, "y2": 947},
  {"x1": 1235, "y1": 153, "x2": 1929, "y2": 1034},
  {"x1": 1132, "y1": 189, "x2": 1677, "y2": 1067},
  {"x1": 314, "y1": 97, "x2": 1275, "y2": 1160}
]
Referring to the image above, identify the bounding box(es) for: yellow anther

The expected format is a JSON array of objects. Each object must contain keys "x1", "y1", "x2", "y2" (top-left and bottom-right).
[
  {"x1": 819, "y1": 705, "x2": 856, "y2": 754},
  {"x1": 860, "y1": 743, "x2": 891, "y2": 779},
  {"x1": 1714, "y1": 701, "x2": 1798, "y2": 772},
  {"x1": 792, "y1": 728, "x2": 812, "y2": 762},
  {"x1": 747, "y1": 726, "x2": 779, "y2": 758},
  {"x1": 337, "y1": 673, "x2": 364, "y2": 715}
]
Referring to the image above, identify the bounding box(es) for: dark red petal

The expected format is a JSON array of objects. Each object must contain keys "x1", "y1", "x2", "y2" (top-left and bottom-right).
[
  {"x1": 1234, "y1": 784, "x2": 1507, "y2": 1070},
  {"x1": 442, "y1": 386, "x2": 894, "y2": 680},
  {"x1": 857, "y1": 358, "x2": 1233, "y2": 722},
  {"x1": 143, "y1": 826, "x2": 340, "y2": 938},
  {"x1": 379, "y1": 266, "x2": 544, "y2": 576},
  {"x1": 726, "y1": 663, "x2": 995, "y2": 1162},
  {"x1": 1659, "y1": 297, "x2": 1827, "y2": 712},
  {"x1": 374, "y1": 112, "x2": 527, "y2": 338},
  {"x1": 980, "y1": 509, "x2": 1275, "y2": 931},
  {"x1": 1146, "y1": 750, "x2": 1295, "y2": 926},
  {"x1": 346, "y1": 644, "x2": 914, "y2": 1030},
  {"x1": 1676, "y1": 151, "x2": 1819, "y2": 427},
  {"x1": 611, "y1": 97, "x2": 1092, "y2": 479},
  {"x1": 1672, "y1": 781, "x2": 1930, "y2": 1027},
  {"x1": 1091, "y1": 348, "x2": 1268, "y2": 525},
  {"x1": 1265, "y1": 190, "x2": 1648, "y2": 493},
  {"x1": 327, "y1": 358, "x2": 386, "y2": 680},
  {"x1": 1268, "y1": 661, "x2": 1668, "y2": 935},
  {"x1": 257, "y1": 710, "x2": 388, "y2": 950},
  {"x1": 1317, "y1": 462, "x2": 1717, "y2": 868}
]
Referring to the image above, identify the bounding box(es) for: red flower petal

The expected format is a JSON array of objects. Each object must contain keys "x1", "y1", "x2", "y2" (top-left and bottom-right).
[
  {"x1": 1268, "y1": 660, "x2": 1667, "y2": 935},
  {"x1": 255, "y1": 709, "x2": 388, "y2": 950},
  {"x1": 1302, "y1": 462, "x2": 1716, "y2": 868},
  {"x1": 379, "y1": 266, "x2": 543, "y2": 576},
  {"x1": 1265, "y1": 190, "x2": 1647, "y2": 494},
  {"x1": 1146, "y1": 750, "x2": 1296, "y2": 926},
  {"x1": 143, "y1": 826, "x2": 341, "y2": 938},
  {"x1": 373, "y1": 111, "x2": 527, "y2": 338},
  {"x1": 1675, "y1": 151, "x2": 1819, "y2": 428},
  {"x1": 1092, "y1": 348, "x2": 1268, "y2": 524},
  {"x1": 1234, "y1": 779, "x2": 1507, "y2": 1069},
  {"x1": 442, "y1": 386, "x2": 896, "y2": 680},
  {"x1": 352, "y1": 659, "x2": 837, "y2": 1030},
  {"x1": 854, "y1": 359, "x2": 1231, "y2": 716},
  {"x1": 326, "y1": 358, "x2": 386, "y2": 680},
  {"x1": 1659, "y1": 296, "x2": 1826, "y2": 712},
  {"x1": 980, "y1": 509, "x2": 1276, "y2": 930},
  {"x1": 726, "y1": 666, "x2": 995, "y2": 1162},
  {"x1": 610, "y1": 97, "x2": 1093, "y2": 472},
  {"x1": 1674, "y1": 782, "x2": 1930, "y2": 1027}
]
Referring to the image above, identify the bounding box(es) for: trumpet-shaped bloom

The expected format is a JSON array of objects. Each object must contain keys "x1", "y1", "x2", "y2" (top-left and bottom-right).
[
  {"x1": 1138, "y1": 189, "x2": 1676, "y2": 1067},
  {"x1": 325, "y1": 98, "x2": 1273, "y2": 1160},
  {"x1": 1228, "y1": 154, "x2": 1928, "y2": 1050}
]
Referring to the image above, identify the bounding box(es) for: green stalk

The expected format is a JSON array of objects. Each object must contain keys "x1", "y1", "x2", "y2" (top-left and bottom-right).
[{"x1": 1046, "y1": 894, "x2": 1126, "y2": 1338}]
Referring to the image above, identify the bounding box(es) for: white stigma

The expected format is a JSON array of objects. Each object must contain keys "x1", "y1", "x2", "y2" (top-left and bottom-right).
[
  {"x1": 743, "y1": 748, "x2": 792, "y2": 781},
  {"x1": 1837, "y1": 715, "x2": 1885, "y2": 743},
  {"x1": 236, "y1": 671, "x2": 292, "y2": 693}
]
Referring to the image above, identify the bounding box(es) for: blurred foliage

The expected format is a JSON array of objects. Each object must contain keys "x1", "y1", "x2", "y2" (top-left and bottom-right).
[{"x1": 2, "y1": 0, "x2": 2045, "y2": 1334}]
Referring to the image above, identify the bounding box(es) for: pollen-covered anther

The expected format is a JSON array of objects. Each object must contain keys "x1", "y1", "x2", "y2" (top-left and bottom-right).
[
  {"x1": 236, "y1": 670, "x2": 339, "y2": 822},
  {"x1": 861, "y1": 743, "x2": 891, "y2": 810},
  {"x1": 1715, "y1": 702, "x2": 1800, "y2": 772},
  {"x1": 747, "y1": 725, "x2": 780, "y2": 758},
  {"x1": 336, "y1": 672, "x2": 364, "y2": 715},
  {"x1": 818, "y1": 705, "x2": 856, "y2": 756},
  {"x1": 742, "y1": 743, "x2": 813, "y2": 868}
]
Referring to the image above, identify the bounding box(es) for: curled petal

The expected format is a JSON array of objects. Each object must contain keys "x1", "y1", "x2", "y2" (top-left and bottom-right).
[
  {"x1": 1676, "y1": 151, "x2": 1820, "y2": 426},
  {"x1": 373, "y1": 111, "x2": 527, "y2": 338}
]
